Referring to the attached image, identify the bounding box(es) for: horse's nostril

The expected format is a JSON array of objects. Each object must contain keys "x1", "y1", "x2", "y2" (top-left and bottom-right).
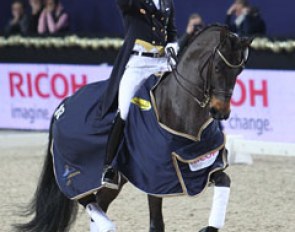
[
  {"x1": 210, "y1": 107, "x2": 218, "y2": 116},
  {"x1": 210, "y1": 107, "x2": 231, "y2": 120},
  {"x1": 223, "y1": 113, "x2": 230, "y2": 120}
]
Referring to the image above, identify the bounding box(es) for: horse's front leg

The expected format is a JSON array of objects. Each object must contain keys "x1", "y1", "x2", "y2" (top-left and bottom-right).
[
  {"x1": 148, "y1": 195, "x2": 165, "y2": 232},
  {"x1": 200, "y1": 170, "x2": 231, "y2": 232}
]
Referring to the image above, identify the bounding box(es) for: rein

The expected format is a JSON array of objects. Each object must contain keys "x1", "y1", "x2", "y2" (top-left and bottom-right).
[
  {"x1": 170, "y1": 45, "x2": 217, "y2": 108},
  {"x1": 172, "y1": 65, "x2": 210, "y2": 108},
  {"x1": 167, "y1": 47, "x2": 210, "y2": 107}
]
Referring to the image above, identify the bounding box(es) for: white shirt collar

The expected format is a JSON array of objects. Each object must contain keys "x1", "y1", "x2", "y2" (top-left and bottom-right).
[{"x1": 153, "y1": 0, "x2": 160, "y2": 9}]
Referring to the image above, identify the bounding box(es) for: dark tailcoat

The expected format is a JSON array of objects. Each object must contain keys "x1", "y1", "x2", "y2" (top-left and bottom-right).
[{"x1": 100, "y1": 0, "x2": 177, "y2": 117}]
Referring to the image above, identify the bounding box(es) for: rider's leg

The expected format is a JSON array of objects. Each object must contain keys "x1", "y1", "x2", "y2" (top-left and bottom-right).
[
  {"x1": 148, "y1": 195, "x2": 165, "y2": 232},
  {"x1": 101, "y1": 112, "x2": 125, "y2": 189},
  {"x1": 102, "y1": 56, "x2": 169, "y2": 189},
  {"x1": 200, "y1": 170, "x2": 231, "y2": 232},
  {"x1": 102, "y1": 60, "x2": 151, "y2": 189},
  {"x1": 101, "y1": 64, "x2": 140, "y2": 189}
]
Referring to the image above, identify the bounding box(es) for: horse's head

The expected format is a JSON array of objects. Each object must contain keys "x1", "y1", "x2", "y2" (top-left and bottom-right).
[
  {"x1": 209, "y1": 30, "x2": 252, "y2": 120},
  {"x1": 175, "y1": 25, "x2": 253, "y2": 120}
]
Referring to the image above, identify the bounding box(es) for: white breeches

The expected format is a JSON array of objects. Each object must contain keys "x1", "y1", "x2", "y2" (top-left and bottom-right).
[{"x1": 118, "y1": 55, "x2": 169, "y2": 120}]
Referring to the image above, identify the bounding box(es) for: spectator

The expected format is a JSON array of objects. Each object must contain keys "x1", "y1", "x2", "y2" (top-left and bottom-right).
[
  {"x1": 5, "y1": 0, "x2": 28, "y2": 36},
  {"x1": 28, "y1": 0, "x2": 43, "y2": 34},
  {"x1": 178, "y1": 13, "x2": 205, "y2": 52},
  {"x1": 248, "y1": 7, "x2": 266, "y2": 36},
  {"x1": 38, "y1": 0, "x2": 69, "y2": 35},
  {"x1": 225, "y1": 0, "x2": 266, "y2": 36}
]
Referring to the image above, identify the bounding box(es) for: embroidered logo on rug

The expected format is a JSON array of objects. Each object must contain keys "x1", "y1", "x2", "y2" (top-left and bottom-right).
[
  {"x1": 54, "y1": 103, "x2": 65, "y2": 120},
  {"x1": 189, "y1": 150, "x2": 219, "y2": 172},
  {"x1": 131, "y1": 97, "x2": 152, "y2": 111},
  {"x1": 63, "y1": 165, "x2": 81, "y2": 186}
]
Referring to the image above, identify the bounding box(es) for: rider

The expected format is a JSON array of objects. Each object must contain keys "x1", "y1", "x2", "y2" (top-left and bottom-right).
[{"x1": 101, "y1": 0, "x2": 178, "y2": 189}]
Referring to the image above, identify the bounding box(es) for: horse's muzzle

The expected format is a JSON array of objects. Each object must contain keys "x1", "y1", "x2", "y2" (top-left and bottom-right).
[
  {"x1": 209, "y1": 96, "x2": 231, "y2": 120},
  {"x1": 210, "y1": 107, "x2": 231, "y2": 120}
]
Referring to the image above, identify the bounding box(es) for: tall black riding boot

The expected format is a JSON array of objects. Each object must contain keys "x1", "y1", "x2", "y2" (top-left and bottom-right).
[{"x1": 101, "y1": 113, "x2": 125, "y2": 189}]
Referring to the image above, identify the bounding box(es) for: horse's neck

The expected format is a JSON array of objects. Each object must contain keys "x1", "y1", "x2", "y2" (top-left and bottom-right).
[
  {"x1": 153, "y1": 72, "x2": 211, "y2": 140},
  {"x1": 153, "y1": 31, "x2": 219, "y2": 140}
]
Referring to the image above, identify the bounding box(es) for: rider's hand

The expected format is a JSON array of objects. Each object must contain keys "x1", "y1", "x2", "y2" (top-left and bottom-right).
[{"x1": 165, "y1": 42, "x2": 179, "y2": 56}]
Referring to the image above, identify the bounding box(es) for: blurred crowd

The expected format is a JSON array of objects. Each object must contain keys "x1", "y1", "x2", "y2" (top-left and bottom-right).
[
  {"x1": 180, "y1": 0, "x2": 266, "y2": 47},
  {"x1": 4, "y1": 0, "x2": 266, "y2": 38},
  {"x1": 225, "y1": 0, "x2": 266, "y2": 36},
  {"x1": 4, "y1": 0, "x2": 69, "y2": 36}
]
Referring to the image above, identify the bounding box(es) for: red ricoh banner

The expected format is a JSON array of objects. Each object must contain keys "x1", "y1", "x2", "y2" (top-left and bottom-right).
[
  {"x1": 223, "y1": 69, "x2": 295, "y2": 143},
  {"x1": 0, "y1": 63, "x2": 112, "y2": 130},
  {"x1": 1, "y1": 64, "x2": 295, "y2": 143}
]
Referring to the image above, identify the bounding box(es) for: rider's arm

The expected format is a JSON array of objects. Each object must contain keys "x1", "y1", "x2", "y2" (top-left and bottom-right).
[
  {"x1": 178, "y1": 33, "x2": 190, "y2": 52},
  {"x1": 116, "y1": 0, "x2": 143, "y2": 13},
  {"x1": 165, "y1": 0, "x2": 178, "y2": 55},
  {"x1": 166, "y1": 0, "x2": 177, "y2": 43}
]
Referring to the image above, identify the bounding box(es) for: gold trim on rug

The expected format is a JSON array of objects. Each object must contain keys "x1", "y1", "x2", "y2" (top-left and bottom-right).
[
  {"x1": 51, "y1": 139, "x2": 104, "y2": 200},
  {"x1": 172, "y1": 154, "x2": 188, "y2": 195},
  {"x1": 119, "y1": 173, "x2": 186, "y2": 198},
  {"x1": 171, "y1": 147, "x2": 229, "y2": 198},
  {"x1": 50, "y1": 139, "x2": 66, "y2": 196},
  {"x1": 172, "y1": 136, "x2": 226, "y2": 163}
]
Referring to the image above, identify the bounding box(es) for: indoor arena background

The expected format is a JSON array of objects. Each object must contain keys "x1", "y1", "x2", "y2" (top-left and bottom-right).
[{"x1": 0, "y1": 0, "x2": 294, "y2": 231}]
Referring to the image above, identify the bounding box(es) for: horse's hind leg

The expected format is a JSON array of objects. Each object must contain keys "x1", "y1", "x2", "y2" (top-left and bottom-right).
[
  {"x1": 148, "y1": 195, "x2": 165, "y2": 232},
  {"x1": 80, "y1": 177, "x2": 127, "y2": 231},
  {"x1": 96, "y1": 176, "x2": 127, "y2": 212},
  {"x1": 200, "y1": 171, "x2": 231, "y2": 232},
  {"x1": 78, "y1": 194, "x2": 104, "y2": 231}
]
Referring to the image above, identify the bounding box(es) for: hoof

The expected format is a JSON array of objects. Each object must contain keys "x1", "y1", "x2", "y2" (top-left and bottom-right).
[
  {"x1": 149, "y1": 229, "x2": 164, "y2": 232},
  {"x1": 149, "y1": 225, "x2": 165, "y2": 232},
  {"x1": 199, "y1": 228, "x2": 207, "y2": 232},
  {"x1": 199, "y1": 227, "x2": 218, "y2": 232}
]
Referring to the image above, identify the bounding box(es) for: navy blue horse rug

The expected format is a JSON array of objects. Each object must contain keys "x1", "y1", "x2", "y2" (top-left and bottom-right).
[
  {"x1": 51, "y1": 75, "x2": 228, "y2": 200},
  {"x1": 117, "y1": 75, "x2": 228, "y2": 197},
  {"x1": 51, "y1": 80, "x2": 116, "y2": 200}
]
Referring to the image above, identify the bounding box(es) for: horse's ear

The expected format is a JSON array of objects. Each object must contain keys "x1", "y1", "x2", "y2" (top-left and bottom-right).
[{"x1": 240, "y1": 36, "x2": 254, "y2": 48}]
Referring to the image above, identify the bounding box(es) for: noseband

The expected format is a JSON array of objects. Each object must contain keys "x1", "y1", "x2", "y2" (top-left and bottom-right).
[
  {"x1": 170, "y1": 30, "x2": 246, "y2": 108},
  {"x1": 217, "y1": 47, "x2": 248, "y2": 69}
]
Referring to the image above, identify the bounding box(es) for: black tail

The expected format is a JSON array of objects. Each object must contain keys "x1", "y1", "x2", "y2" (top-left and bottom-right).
[{"x1": 15, "y1": 117, "x2": 78, "y2": 232}]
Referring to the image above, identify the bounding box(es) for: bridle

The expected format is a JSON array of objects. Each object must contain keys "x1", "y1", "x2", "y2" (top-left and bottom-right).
[
  {"x1": 169, "y1": 29, "x2": 248, "y2": 108},
  {"x1": 217, "y1": 45, "x2": 249, "y2": 69}
]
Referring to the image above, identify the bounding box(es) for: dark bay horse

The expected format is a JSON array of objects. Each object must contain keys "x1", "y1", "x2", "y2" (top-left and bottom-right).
[{"x1": 15, "y1": 25, "x2": 252, "y2": 232}]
